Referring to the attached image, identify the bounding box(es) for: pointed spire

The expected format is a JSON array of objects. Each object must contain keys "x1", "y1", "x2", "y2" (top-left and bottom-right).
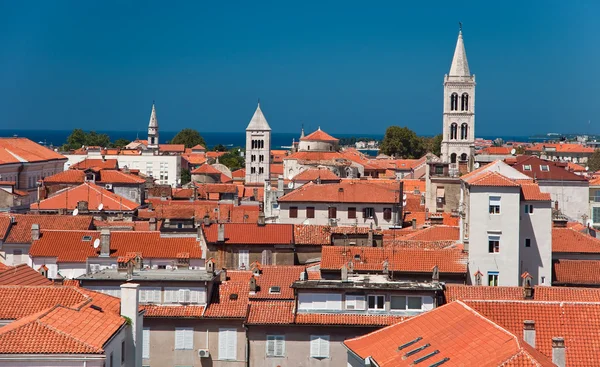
[
  {"x1": 148, "y1": 103, "x2": 158, "y2": 128},
  {"x1": 300, "y1": 123, "x2": 305, "y2": 139},
  {"x1": 449, "y1": 30, "x2": 471, "y2": 77},
  {"x1": 246, "y1": 102, "x2": 271, "y2": 131}
]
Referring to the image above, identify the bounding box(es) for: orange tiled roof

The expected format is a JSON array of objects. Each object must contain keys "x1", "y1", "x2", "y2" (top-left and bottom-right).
[
  {"x1": 344, "y1": 301, "x2": 553, "y2": 367},
  {"x1": 300, "y1": 128, "x2": 338, "y2": 142},
  {"x1": 567, "y1": 161, "x2": 586, "y2": 172},
  {"x1": 403, "y1": 211, "x2": 460, "y2": 227},
  {"x1": 191, "y1": 164, "x2": 222, "y2": 175},
  {"x1": 0, "y1": 138, "x2": 65, "y2": 164},
  {"x1": 247, "y1": 301, "x2": 295, "y2": 324},
  {"x1": 590, "y1": 176, "x2": 600, "y2": 185},
  {"x1": 181, "y1": 153, "x2": 207, "y2": 166},
  {"x1": 295, "y1": 313, "x2": 405, "y2": 326},
  {"x1": 519, "y1": 181, "x2": 552, "y2": 201},
  {"x1": 465, "y1": 171, "x2": 521, "y2": 187},
  {"x1": 445, "y1": 284, "x2": 600, "y2": 303},
  {"x1": 0, "y1": 264, "x2": 52, "y2": 286},
  {"x1": 293, "y1": 225, "x2": 331, "y2": 245},
  {"x1": 250, "y1": 265, "x2": 308, "y2": 300},
  {"x1": 292, "y1": 168, "x2": 340, "y2": 182},
  {"x1": 507, "y1": 155, "x2": 588, "y2": 182},
  {"x1": 158, "y1": 144, "x2": 185, "y2": 153},
  {"x1": 70, "y1": 158, "x2": 118, "y2": 170},
  {"x1": 482, "y1": 146, "x2": 513, "y2": 155},
  {"x1": 400, "y1": 225, "x2": 460, "y2": 241},
  {"x1": 204, "y1": 271, "x2": 250, "y2": 318},
  {"x1": 527, "y1": 142, "x2": 595, "y2": 153},
  {"x1": 283, "y1": 151, "x2": 349, "y2": 165},
  {"x1": 93, "y1": 220, "x2": 154, "y2": 231},
  {"x1": 191, "y1": 144, "x2": 206, "y2": 151},
  {"x1": 206, "y1": 151, "x2": 227, "y2": 159},
  {"x1": 43, "y1": 170, "x2": 85, "y2": 184},
  {"x1": 202, "y1": 223, "x2": 293, "y2": 245},
  {"x1": 143, "y1": 305, "x2": 205, "y2": 318},
  {"x1": 278, "y1": 180, "x2": 398, "y2": 204},
  {"x1": 231, "y1": 169, "x2": 245, "y2": 178},
  {"x1": 320, "y1": 246, "x2": 467, "y2": 274},
  {"x1": 553, "y1": 259, "x2": 600, "y2": 285},
  {"x1": 552, "y1": 227, "x2": 600, "y2": 253},
  {"x1": 31, "y1": 182, "x2": 139, "y2": 211},
  {"x1": 29, "y1": 230, "x2": 202, "y2": 262},
  {"x1": 96, "y1": 170, "x2": 146, "y2": 184},
  {"x1": 0, "y1": 214, "x2": 93, "y2": 243}
]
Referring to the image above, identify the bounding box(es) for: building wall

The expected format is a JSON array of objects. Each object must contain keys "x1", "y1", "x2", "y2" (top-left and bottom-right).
[
  {"x1": 206, "y1": 244, "x2": 295, "y2": 269},
  {"x1": 143, "y1": 318, "x2": 246, "y2": 367},
  {"x1": 297, "y1": 140, "x2": 337, "y2": 152},
  {"x1": 467, "y1": 186, "x2": 522, "y2": 286},
  {"x1": 518, "y1": 200, "x2": 553, "y2": 285},
  {"x1": 0, "y1": 358, "x2": 105, "y2": 367},
  {"x1": 113, "y1": 184, "x2": 144, "y2": 204},
  {"x1": 247, "y1": 325, "x2": 378, "y2": 367},
  {"x1": 0, "y1": 160, "x2": 65, "y2": 206},
  {"x1": 245, "y1": 130, "x2": 271, "y2": 185},
  {"x1": 279, "y1": 202, "x2": 398, "y2": 229},
  {"x1": 426, "y1": 177, "x2": 461, "y2": 213},
  {"x1": 538, "y1": 181, "x2": 589, "y2": 222}
]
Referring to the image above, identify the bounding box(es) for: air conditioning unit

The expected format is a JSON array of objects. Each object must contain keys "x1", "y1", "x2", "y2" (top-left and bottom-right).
[
  {"x1": 198, "y1": 349, "x2": 210, "y2": 358},
  {"x1": 104, "y1": 183, "x2": 113, "y2": 190}
]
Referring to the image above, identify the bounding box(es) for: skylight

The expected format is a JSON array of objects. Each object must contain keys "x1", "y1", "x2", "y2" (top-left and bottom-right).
[
  {"x1": 523, "y1": 165, "x2": 532, "y2": 171},
  {"x1": 540, "y1": 165, "x2": 550, "y2": 172},
  {"x1": 269, "y1": 286, "x2": 281, "y2": 294},
  {"x1": 82, "y1": 236, "x2": 92, "y2": 241}
]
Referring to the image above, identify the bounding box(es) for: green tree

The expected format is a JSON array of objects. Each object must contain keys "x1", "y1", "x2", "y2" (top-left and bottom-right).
[
  {"x1": 180, "y1": 169, "x2": 191, "y2": 185},
  {"x1": 422, "y1": 134, "x2": 443, "y2": 156},
  {"x1": 589, "y1": 149, "x2": 600, "y2": 172},
  {"x1": 219, "y1": 148, "x2": 245, "y2": 170},
  {"x1": 65, "y1": 128, "x2": 87, "y2": 150},
  {"x1": 380, "y1": 126, "x2": 425, "y2": 158},
  {"x1": 85, "y1": 131, "x2": 111, "y2": 147},
  {"x1": 213, "y1": 144, "x2": 228, "y2": 152},
  {"x1": 111, "y1": 138, "x2": 131, "y2": 148},
  {"x1": 171, "y1": 128, "x2": 206, "y2": 148}
]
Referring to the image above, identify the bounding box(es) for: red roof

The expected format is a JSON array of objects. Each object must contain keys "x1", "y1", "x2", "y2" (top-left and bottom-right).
[
  {"x1": 283, "y1": 151, "x2": 348, "y2": 164},
  {"x1": 0, "y1": 264, "x2": 52, "y2": 286},
  {"x1": 43, "y1": 170, "x2": 85, "y2": 184},
  {"x1": 482, "y1": 146, "x2": 513, "y2": 155},
  {"x1": 0, "y1": 138, "x2": 65, "y2": 164},
  {"x1": 70, "y1": 158, "x2": 118, "y2": 170},
  {"x1": 247, "y1": 301, "x2": 294, "y2": 324},
  {"x1": 300, "y1": 128, "x2": 338, "y2": 142},
  {"x1": 29, "y1": 230, "x2": 202, "y2": 262},
  {"x1": 96, "y1": 170, "x2": 146, "y2": 184},
  {"x1": 552, "y1": 228, "x2": 600, "y2": 253},
  {"x1": 278, "y1": 180, "x2": 398, "y2": 204},
  {"x1": 191, "y1": 144, "x2": 206, "y2": 151},
  {"x1": 0, "y1": 214, "x2": 93, "y2": 243},
  {"x1": 445, "y1": 284, "x2": 600, "y2": 303},
  {"x1": 293, "y1": 225, "x2": 331, "y2": 245},
  {"x1": 400, "y1": 225, "x2": 460, "y2": 241},
  {"x1": 250, "y1": 265, "x2": 308, "y2": 300},
  {"x1": 93, "y1": 220, "x2": 154, "y2": 231},
  {"x1": 527, "y1": 142, "x2": 595, "y2": 153},
  {"x1": 191, "y1": 164, "x2": 222, "y2": 175},
  {"x1": 295, "y1": 313, "x2": 405, "y2": 326},
  {"x1": 293, "y1": 168, "x2": 340, "y2": 182},
  {"x1": 520, "y1": 181, "x2": 552, "y2": 201},
  {"x1": 464, "y1": 171, "x2": 521, "y2": 187},
  {"x1": 181, "y1": 153, "x2": 207, "y2": 166},
  {"x1": 202, "y1": 223, "x2": 293, "y2": 245},
  {"x1": 231, "y1": 169, "x2": 245, "y2": 178},
  {"x1": 553, "y1": 259, "x2": 600, "y2": 285},
  {"x1": 506, "y1": 155, "x2": 588, "y2": 181},
  {"x1": 143, "y1": 305, "x2": 205, "y2": 318},
  {"x1": 204, "y1": 271, "x2": 250, "y2": 318},
  {"x1": 344, "y1": 301, "x2": 553, "y2": 367},
  {"x1": 31, "y1": 182, "x2": 139, "y2": 211},
  {"x1": 159, "y1": 144, "x2": 185, "y2": 153},
  {"x1": 320, "y1": 246, "x2": 467, "y2": 274}
]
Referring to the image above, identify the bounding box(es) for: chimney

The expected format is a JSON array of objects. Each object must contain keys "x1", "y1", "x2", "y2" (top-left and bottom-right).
[
  {"x1": 382, "y1": 259, "x2": 389, "y2": 275},
  {"x1": 203, "y1": 213, "x2": 211, "y2": 226},
  {"x1": 219, "y1": 268, "x2": 227, "y2": 282},
  {"x1": 432, "y1": 265, "x2": 440, "y2": 283},
  {"x1": 367, "y1": 229, "x2": 374, "y2": 247},
  {"x1": 278, "y1": 175, "x2": 284, "y2": 191},
  {"x1": 249, "y1": 276, "x2": 257, "y2": 292},
  {"x1": 31, "y1": 224, "x2": 40, "y2": 241},
  {"x1": 554, "y1": 200, "x2": 559, "y2": 211},
  {"x1": 100, "y1": 229, "x2": 111, "y2": 257},
  {"x1": 149, "y1": 218, "x2": 157, "y2": 231},
  {"x1": 77, "y1": 200, "x2": 89, "y2": 213},
  {"x1": 341, "y1": 265, "x2": 348, "y2": 281},
  {"x1": 411, "y1": 218, "x2": 417, "y2": 229},
  {"x1": 127, "y1": 261, "x2": 134, "y2": 280},
  {"x1": 253, "y1": 188, "x2": 258, "y2": 200},
  {"x1": 120, "y1": 283, "x2": 142, "y2": 367},
  {"x1": 206, "y1": 258, "x2": 215, "y2": 275},
  {"x1": 258, "y1": 211, "x2": 266, "y2": 226},
  {"x1": 523, "y1": 320, "x2": 535, "y2": 347},
  {"x1": 552, "y1": 337, "x2": 565, "y2": 367},
  {"x1": 217, "y1": 223, "x2": 225, "y2": 242}
]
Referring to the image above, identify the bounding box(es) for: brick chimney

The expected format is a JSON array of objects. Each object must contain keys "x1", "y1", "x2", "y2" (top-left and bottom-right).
[
  {"x1": 100, "y1": 229, "x2": 111, "y2": 257},
  {"x1": 217, "y1": 223, "x2": 225, "y2": 242},
  {"x1": 120, "y1": 283, "x2": 142, "y2": 367},
  {"x1": 149, "y1": 218, "x2": 157, "y2": 231},
  {"x1": 249, "y1": 276, "x2": 257, "y2": 292},
  {"x1": 552, "y1": 337, "x2": 565, "y2": 367},
  {"x1": 31, "y1": 224, "x2": 40, "y2": 241},
  {"x1": 367, "y1": 229, "x2": 374, "y2": 247},
  {"x1": 523, "y1": 320, "x2": 535, "y2": 347}
]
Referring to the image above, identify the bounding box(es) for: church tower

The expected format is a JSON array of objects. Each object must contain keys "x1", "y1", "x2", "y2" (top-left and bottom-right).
[
  {"x1": 245, "y1": 102, "x2": 271, "y2": 185},
  {"x1": 441, "y1": 29, "x2": 476, "y2": 170},
  {"x1": 147, "y1": 102, "x2": 159, "y2": 150}
]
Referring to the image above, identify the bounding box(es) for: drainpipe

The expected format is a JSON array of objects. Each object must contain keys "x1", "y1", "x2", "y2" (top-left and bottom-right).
[
  {"x1": 459, "y1": 183, "x2": 466, "y2": 249},
  {"x1": 244, "y1": 323, "x2": 250, "y2": 367}
]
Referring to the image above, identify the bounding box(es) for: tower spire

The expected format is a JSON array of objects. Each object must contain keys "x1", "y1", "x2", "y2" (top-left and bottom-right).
[
  {"x1": 449, "y1": 27, "x2": 470, "y2": 77},
  {"x1": 147, "y1": 102, "x2": 159, "y2": 149}
]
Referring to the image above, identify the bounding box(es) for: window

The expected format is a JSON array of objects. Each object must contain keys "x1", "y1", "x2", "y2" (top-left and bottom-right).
[
  {"x1": 310, "y1": 335, "x2": 330, "y2": 359},
  {"x1": 348, "y1": 207, "x2": 357, "y2": 219},
  {"x1": 383, "y1": 208, "x2": 392, "y2": 221},
  {"x1": 121, "y1": 341, "x2": 125, "y2": 363},
  {"x1": 460, "y1": 123, "x2": 468, "y2": 140},
  {"x1": 524, "y1": 204, "x2": 534, "y2": 214},
  {"x1": 298, "y1": 293, "x2": 342, "y2": 310},
  {"x1": 523, "y1": 165, "x2": 532, "y2": 171},
  {"x1": 142, "y1": 328, "x2": 150, "y2": 359},
  {"x1": 328, "y1": 207, "x2": 337, "y2": 219},
  {"x1": 488, "y1": 235, "x2": 500, "y2": 253},
  {"x1": 390, "y1": 296, "x2": 407, "y2": 310},
  {"x1": 593, "y1": 207, "x2": 600, "y2": 223},
  {"x1": 450, "y1": 93, "x2": 458, "y2": 111},
  {"x1": 238, "y1": 250, "x2": 249, "y2": 270},
  {"x1": 345, "y1": 295, "x2": 366, "y2": 310},
  {"x1": 525, "y1": 238, "x2": 531, "y2": 247},
  {"x1": 540, "y1": 165, "x2": 550, "y2": 172},
  {"x1": 363, "y1": 207, "x2": 375, "y2": 219},
  {"x1": 367, "y1": 295, "x2": 385, "y2": 310},
  {"x1": 450, "y1": 153, "x2": 457, "y2": 164},
  {"x1": 289, "y1": 206, "x2": 298, "y2": 218},
  {"x1": 407, "y1": 297, "x2": 422, "y2": 310},
  {"x1": 259, "y1": 155, "x2": 264, "y2": 162},
  {"x1": 218, "y1": 328, "x2": 237, "y2": 360},
  {"x1": 489, "y1": 196, "x2": 501, "y2": 214},
  {"x1": 306, "y1": 207, "x2": 315, "y2": 218},
  {"x1": 450, "y1": 123, "x2": 458, "y2": 140},
  {"x1": 488, "y1": 272, "x2": 499, "y2": 286},
  {"x1": 259, "y1": 167, "x2": 264, "y2": 174},
  {"x1": 461, "y1": 93, "x2": 469, "y2": 111},
  {"x1": 139, "y1": 288, "x2": 161, "y2": 303},
  {"x1": 266, "y1": 335, "x2": 285, "y2": 357},
  {"x1": 175, "y1": 328, "x2": 193, "y2": 350}
]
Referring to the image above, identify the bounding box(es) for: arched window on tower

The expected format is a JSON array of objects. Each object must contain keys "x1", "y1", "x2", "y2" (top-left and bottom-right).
[
  {"x1": 450, "y1": 153, "x2": 457, "y2": 164},
  {"x1": 450, "y1": 123, "x2": 458, "y2": 140},
  {"x1": 460, "y1": 153, "x2": 468, "y2": 162},
  {"x1": 251, "y1": 140, "x2": 255, "y2": 149},
  {"x1": 261, "y1": 140, "x2": 264, "y2": 149},
  {"x1": 461, "y1": 93, "x2": 469, "y2": 111},
  {"x1": 461, "y1": 123, "x2": 468, "y2": 140},
  {"x1": 450, "y1": 93, "x2": 458, "y2": 111}
]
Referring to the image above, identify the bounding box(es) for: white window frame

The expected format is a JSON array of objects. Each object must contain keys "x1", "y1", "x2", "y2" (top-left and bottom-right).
[
  {"x1": 238, "y1": 250, "x2": 249, "y2": 270},
  {"x1": 489, "y1": 196, "x2": 501, "y2": 215},
  {"x1": 218, "y1": 328, "x2": 237, "y2": 361},
  {"x1": 488, "y1": 235, "x2": 500, "y2": 253},
  {"x1": 540, "y1": 165, "x2": 550, "y2": 172},
  {"x1": 523, "y1": 165, "x2": 532, "y2": 171},
  {"x1": 367, "y1": 295, "x2": 385, "y2": 311},
  {"x1": 174, "y1": 328, "x2": 193, "y2": 350},
  {"x1": 345, "y1": 295, "x2": 366, "y2": 310},
  {"x1": 139, "y1": 288, "x2": 161, "y2": 304},
  {"x1": 142, "y1": 328, "x2": 150, "y2": 359},
  {"x1": 266, "y1": 335, "x2": 285, "y2": 357},
  {"x1": 488, "y1": 272, "x2": 499, "y2": 286},
  {"x1": 310, "y1": 335, "x2": 330, "y2": 359}
]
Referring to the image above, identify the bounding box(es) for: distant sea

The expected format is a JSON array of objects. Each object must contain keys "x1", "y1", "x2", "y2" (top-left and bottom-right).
[{"x1": 0, "y1": 129, "x2": 556, "y2": 150}]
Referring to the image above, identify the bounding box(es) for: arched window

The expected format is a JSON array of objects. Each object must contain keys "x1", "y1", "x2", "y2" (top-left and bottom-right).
[
  {"x1": 450, "y1": 153, "x2": 457, "y2": 163},
  {"x1": 251, "y1": 140, "x2": 255, "y2": 149},
  {"x1": 450, "y1": 93, "x2": 458, "y2": 111},
  {"x1": 460, "y1": 153, "x2": 468, "y2": 161},
  {"x1": 450, "y1": 123, "x2": 458, "y2": 140},
  {"x1": 461, "y1": 93, "x2": 469, "y2": 111},
  {"x1": 461, "y1": 123, "x2": 468, "y2": 140}
]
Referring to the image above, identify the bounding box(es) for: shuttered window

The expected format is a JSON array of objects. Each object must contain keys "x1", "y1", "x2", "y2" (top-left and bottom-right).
[
  {"x1": 238, "y1": 250, "x2": 249, "y2": 270},
  {"x1": 139, "y1": 288, "x2": 161, "y2": 303},
  {"x1": 289, "y1": 207, "x2": 298, "y2": 218},
  {"x1": 164, "y1": 288, "x2": 206, "y2": 304},
  {"x1": 363, "y1": 207, "x2": 374, "y2": 218},
  {"x1": 306, "y1": 207, "x2": 315, "y2": 218},
  {"x1": 175, "y1": 328, "x2": 193, "y2": 350},
  {"x1": 142, "y1": 328, "x2": 150, "y2": 359},
  {"x1": 383, "y1": 208, "x2": 392, "y2": 221},
  {"x1": 310, "y1": 335, "x2": 330, "y2": 358},
  {"x1": 328, "y1": 207, "x2": 337, "y2": 219},
  {"x1": 298, "y1": 293, "x2": 342, "y2": 310},
  {"x1": 218, "y1": 328, "x2": 237, "y2": 360},
  {"x1": 348, "y1": 207, "x2": 357, "y2": 219},
  {"x1": 266, "y1": 335, "x2": 285, "y2": 357}
]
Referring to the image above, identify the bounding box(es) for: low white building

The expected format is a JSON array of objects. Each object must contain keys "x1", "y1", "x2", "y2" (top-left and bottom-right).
[{"x1": 461, "y1": 161, "x2": 552, "y2": 286}]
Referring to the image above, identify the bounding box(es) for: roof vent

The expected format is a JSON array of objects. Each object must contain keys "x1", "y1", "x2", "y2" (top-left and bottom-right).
[
  {"x1": 229, "y1": 293, "x2": 238, "y2": 300},
  {"x1": 354, "y1": 254, "x2": 361, "y2": 261},
  {"x1": 90, "y1": 304, "x2": 103, "y2": 312},
  {"x1": 82, "y1": 235, "x2": 92, "y2": 242},
  {"x1": 269, "y1": 286, "x2": 281, "y2": 294}
]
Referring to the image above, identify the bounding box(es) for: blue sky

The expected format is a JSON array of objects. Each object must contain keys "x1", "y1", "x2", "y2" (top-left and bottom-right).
[{"x1": 0, "y1": 1, "x2": 598, "y2": 136}]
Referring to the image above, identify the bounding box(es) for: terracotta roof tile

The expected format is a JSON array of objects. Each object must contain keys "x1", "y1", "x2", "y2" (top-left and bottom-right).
[
  {"x1": 93, "y1": 220, "x2": 154, "y2": 231},
  {"x1": 231, "y1": 169, "x2": 245, "y2": 178},
  {"x1": 204, "y1": 271, "x2": 251, "y2": 318},
  {"x1": 0, "y1": 214, "x2": 93, "y2": 243},
  {"x1": 520, "y1": 182, "x2": 552, "y2": 201},
  {"x1": 482, "y1": 146, "x2": 513, "y2": 155},
  {"x1": 96, "y1": 170, "x2": 146, "y2": 184},
  {"x1": 191, "y1": 164, "x2": 223, "y2": 175},
  {"x1": 552, "y1": 228, "x2": 600, "y2": 253},
  {"x1": 283, "y1": 151, "x2": 349, "y2": 164},
  {"x1": 182, "y1": 153, "x2": 207, "y2": 165},
  {"x1": 43, "y1": 170, "x2": 85, "y2": 184},
  {"x1": 0, "y1": 264, "x2": 52, "y2": 286},
  {"x1": 321, "y1": 246, "x2": 467, "y2": 274},
  {"x1": 158, "y1": 144, "x2": 185, "y2": 153},
  {"x1": 507, "y1": 155, "x2": 588, "y2": 181},
  {"x1": 143, "y1": 305, "x2": 205, "y2": 318},
  {"x1": 250, "y1": 265, "x2": 307, "y2": 300},
  {"x1": 278, "y1": 180, "x2": 398, "y2": 204},
  {"x1": 247, "y1": 301, "x2": 295, "y2": 324},
  {"x1": 300, "y1": 129, "x2": 338, "y2": 142},
  {"x1": 296, "y1": 313, "x2": 405, "y2": 326},
  {"x1": 400, "y1": 225, "x2": 460, "y2": 241},
  {"x1": 31, "y1": 183, "x2": 139, "y2": 211},
  {"x1": 292, "y1": 168, "x2": 340, "y2": 182},
  {"x1": 553, "y1": 259, "x2": 600, "y2": 285},
  {"x1": 527, "y1": 142, "x2": 595, "y2": 153},
  {"x1": 203, "y1": 223, "x2": 293, "y2": 245},
  {"x1": 0, "y1": 138, "x2": 65, "y2": 164},
  {"x1": 293, "y1": 225, "x2": 331, "y2": 245},
  {"x1": 70, "y1": 158, "x2": 118, "y2": 170},
  {"x1": 445, "y1": 284, "x2": 600, "y2": 302},
  {"x1": 465, "y1": 171, "x2": 521, "y2": 187}
]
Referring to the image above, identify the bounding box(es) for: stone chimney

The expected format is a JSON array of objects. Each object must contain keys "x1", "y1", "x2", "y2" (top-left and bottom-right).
[
  {"x1": 148, "y1": 218, "x2": 157, "y2": 231},
  {"x1": 552, "y1": 217, "x2": 568, "y2": 228},
  {"x1": 120, "y1": 283, "x2": 142, "y2": 367},
  {"x1": 523, "y1": 320, "x2": 535, "y2": 347},
  {"x1": 219, "y1": 268, "x2": 227, "y2": 282},
  {"x1": 100, "y1": 229, "x2": 111, "y2": 257},
  {"x1": 412, "y1": 218, "x2": 417, "y2": 229},
  {"x1": 367, "y1": 229, "x2": 374, "y2": 247},
  {"x1": 277, "y1": 175, "x2": 284, "y2": 191},
  {"x1": 552, "y1": 337, "x2": 565, "y2": 367},
  {"x1": 257, "y1": 211, "x2": 266, "y2": 226},
  {"x1": 203, "y1": 213, "x2": 211, "y2": 226},
  {"x1": 341, "y1": 265, "x2": 348, "y2": 281},
  {"x1": 382, "y1": 259, "x2": 389, "y2": 275},
  {"x1": 249, "y1": 276, "x2": 257, "y2": 292},
  {"x1": 217, "y1": 223, "x2": 225, "y2": 242},
  {"x1": 253, "y1": 188, "x2": 258, "y2": 200},
  {"x1": 432, "y1": 265, "x2": 440, "y2": 283},
  {"x1": 77, "y1": 200, "x2": 89, "y2": 213},
  {"x1": 31, "y1": 224, "x2": 40, "y2": 241}
]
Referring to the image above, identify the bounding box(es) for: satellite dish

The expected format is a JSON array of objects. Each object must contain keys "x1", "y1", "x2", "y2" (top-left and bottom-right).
[
  {"x1": 510, "y1": 148, "x2": 516, "y2": 155},
  {"x1": 72, "y1": 208, "x2": 79, "y2": 216},
  {"x1": 287, "y1": 182, "x2": 294, "y2": 189},
  {"x1": 93, "y1": 239, "x2": 100, "y2": 249},
  {"x1": 586, "y1": 166, "x2": 590, "y2": 172},
  {"x1": 98, "y1": 203, "x2": 104, "y2": 211},
  {"x1": 402, "y1": 194, "x2": 407, "y2": 201},
  {"x1": 288, "y1": 173, "x2": 294, "y2": 180},
  {"x1": 474, "y1": 162, "x2": 480, "y2": 169},
  {"x1": 302, "y1": 219, "x2": 310, "y2": 225}
]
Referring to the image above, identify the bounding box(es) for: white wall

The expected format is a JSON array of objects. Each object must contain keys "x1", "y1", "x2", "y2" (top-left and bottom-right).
[
  {"x1": 539, "y1": 181, "x2": 589, "y2": 222},
  {"x1": 519, "y1": 201, "x2": 552, "y2": 285},
  {"x1": 279, "y1": 202, "x2": 397, "y2": 229}
]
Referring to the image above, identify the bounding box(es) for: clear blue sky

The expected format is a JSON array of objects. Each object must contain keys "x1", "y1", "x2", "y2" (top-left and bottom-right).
[{"x1": 1, "y1": 1, "x2": 598, "y2": 136}]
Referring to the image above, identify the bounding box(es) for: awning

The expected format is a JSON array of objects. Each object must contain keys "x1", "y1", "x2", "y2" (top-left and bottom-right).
[{"x1": 436, "y1": 187, "x2": 445, "y2": 198}]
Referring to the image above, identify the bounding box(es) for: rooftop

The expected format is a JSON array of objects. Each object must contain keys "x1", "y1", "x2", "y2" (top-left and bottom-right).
[
  {"x1": 78, "y1": 268, "x2": 215, "y2": 282},
  {"x1": 202, "y1": 223, "x2": 294, "y2": 245},
  {"x1": 278, "y1": 180, "x2": 399, "y2": 204},
  {"x1": 31, "y1": 182, "x2": 139, "y2": 211},
  {"x1": 300, "y1": 128, "x2": 338, "y2": 142},
  {"x1": 0, "y1": 138, "x2": 66, "y2": 164}
]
